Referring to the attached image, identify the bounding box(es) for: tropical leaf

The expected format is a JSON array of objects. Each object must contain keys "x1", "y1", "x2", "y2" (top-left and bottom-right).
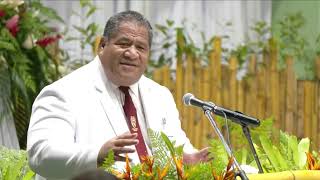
[{"x1": 297, "y1": 138, "x2": 310, "y2": 168}]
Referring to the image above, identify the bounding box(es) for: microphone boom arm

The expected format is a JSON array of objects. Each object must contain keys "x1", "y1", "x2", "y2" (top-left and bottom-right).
[{"x1": 202, "y1": 106, "x2": 248, "y2": 180}]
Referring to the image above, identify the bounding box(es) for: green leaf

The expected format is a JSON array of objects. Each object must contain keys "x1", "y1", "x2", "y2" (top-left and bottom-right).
[
  {"x1": 260, "y1": 135, "x2": 281, "y2": 171},
  {"x1": 297, "y1": 138, "x2": 310, "y2": 168},
  {"x1": 73, "y1": 25, "x2": 87, "y2": 35},
  {"x1": 155, "y1": 24, "x2": 168, "y2": 35},
  {"x1": 166, "y1": 20, "x2": 174, "y2": 27},
  {"x1": 161, "y1": 132, "x2": 176, "y2": 158},
  {"x1": 0, "y1": 41, "x2": 16, "y2": 51},
  {"x1": 101, "y1": 150, "x2": 115, "y2": 172},
  {"x1": 86, "y1": 6, "x2": 97, "y2": 18}
]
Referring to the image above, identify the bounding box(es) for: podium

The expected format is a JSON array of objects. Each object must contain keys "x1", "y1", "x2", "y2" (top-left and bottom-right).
[{"x1": 244, "y1": 170, "x2": 320, "y2": 180}]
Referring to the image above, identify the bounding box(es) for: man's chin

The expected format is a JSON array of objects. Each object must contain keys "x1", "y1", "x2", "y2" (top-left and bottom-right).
[{"x1": 118, "y1": 75, "x2": 141, "y2": 86}]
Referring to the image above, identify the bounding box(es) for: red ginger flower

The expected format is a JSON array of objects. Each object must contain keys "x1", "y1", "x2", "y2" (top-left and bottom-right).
[
  {"x1": 36, "y1": 34, "x2": 61, "y2": 47},
  {"x1": 0, "y1": 9, "x2": 5, "y2": 18},
  {"x1": 6, "y1": 14, "x2": 19, "y2": 37}
]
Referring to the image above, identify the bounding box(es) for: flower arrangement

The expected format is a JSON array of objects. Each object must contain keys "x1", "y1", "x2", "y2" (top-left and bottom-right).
[{"x1": 0, "y1": 0, "x2": 64, "y2": 148}]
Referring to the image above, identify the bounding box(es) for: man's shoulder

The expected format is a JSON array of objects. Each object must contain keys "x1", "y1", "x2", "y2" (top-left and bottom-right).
[
  {"x1": 52, "y1": 60, "x2": 97, "y2": 86},
  {"x1": 41, "y1": 59, "x2": 99, "y2": 96},
  {"x1": 140, "y1": 75, "x2": 166, "y2": 90}
]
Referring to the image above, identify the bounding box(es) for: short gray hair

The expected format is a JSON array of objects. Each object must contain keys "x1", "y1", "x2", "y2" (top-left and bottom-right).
[{"x1": 103, "y1": 10, "x2": 153, "y2": 47}]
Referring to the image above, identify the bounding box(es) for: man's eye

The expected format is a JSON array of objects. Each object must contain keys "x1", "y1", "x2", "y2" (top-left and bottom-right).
[
  {"x1": 137, "y1": 46, "x2": 145, "y2": 50},
  {"x1": 117, "y1": 43, "x2": 130, "y2": 47}
]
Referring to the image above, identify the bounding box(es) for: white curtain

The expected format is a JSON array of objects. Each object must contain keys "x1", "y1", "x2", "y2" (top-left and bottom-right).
[
  {"x1": 43, "y1": 0, "x2": 271, "y2": 64},
  {"x1": 0, "y1": 108, "x2": 19, "y2": 149}
]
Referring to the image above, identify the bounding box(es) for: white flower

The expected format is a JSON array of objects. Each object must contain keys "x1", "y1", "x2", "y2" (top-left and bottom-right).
[
  {"x1": 0, "y1": 0, "x2": 24, "y2": 8},
  {"x1": 22, "y1": 34, "x2": 34, "y2": 49}
]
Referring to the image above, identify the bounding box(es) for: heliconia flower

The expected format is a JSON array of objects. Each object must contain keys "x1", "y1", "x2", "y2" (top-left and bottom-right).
[
  {"x1": 141, "y1": 155, "x2": 154, "y2": 176},
  {"x1": 124, "y1": 154, "x2": 131, "y2": 180},
  {"x1": 5, "y1": 15, "x2": 19, "y2": 37},
  {"x1": 36, "y1": 34, "x2": 61, "y2": 48},
  {"x1": 157, "y1": 162, "x2": 170, "y2": 180},
  {"x1": 173, "y1": 156, "x2": 187, "y2": 180},
  {"x1": 306, "y1": 152, "x2": 320, "y2": 170},
  {"x1": 0, "y1": 9, "x2": 5, "y2": 18}
]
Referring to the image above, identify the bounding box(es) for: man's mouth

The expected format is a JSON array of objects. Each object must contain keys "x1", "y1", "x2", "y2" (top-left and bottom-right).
[{"x1": 120, "y1": 62, "x2": 137, "y2": 67}]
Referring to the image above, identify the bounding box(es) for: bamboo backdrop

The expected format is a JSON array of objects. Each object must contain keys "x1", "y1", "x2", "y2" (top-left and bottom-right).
[{"x1": 152, "y1": 37, "x2": 320, "y2": 150}]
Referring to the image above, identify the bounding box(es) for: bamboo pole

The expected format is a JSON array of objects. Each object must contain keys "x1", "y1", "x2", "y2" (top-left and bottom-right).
[
  {"x1": 176, "y1": 30, "x2": 185, "y2": 131},
  {"x1": 256, "y1": 61, "x2": 266, "y2": 120},
  {"x1": 193, "y1": 60, "x2": 202, "y2": 148},
  {"x1": 229, "y1": 56, "x2": 238, "y2": 110},
  {"x1": 210, "y1": 37, "x2": 222, "y2": 104},
  {"x1": 201, "y1": 67, "x2": 211, "y2": 146},
  {"x1": 152, "y1": 69, "x2": 162, "y2": 85},
  {"x1": 304, "y1": 81, "x2": 313, "y2": 139},
  {"x1": 245, "y1": 55, "x2": 257, "y2": 118},
  {"x1": 183, "y1": 53, "x2": 194, "y2": 141},
  {"x1": 297, "y1": 81, "x2": 304, "y2": 138},
  {"x1": 269, "y1": 39, "x2": 280, "y2": 130},
  {"x1": 264, "y1": 52, "x2": 272, "y2": 118},
  {"x1": 285, "y1": 56, "x2": 297, "y2": 134}
]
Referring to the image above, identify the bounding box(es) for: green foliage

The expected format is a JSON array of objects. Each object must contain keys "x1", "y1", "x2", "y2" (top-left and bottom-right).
[
  {"x1": 100, "y1": 150, "x2": 115, "y2": 172},
  {"x1": 277, "y1": 12, "x2": 315, "y2": 80},
  {"x1": 0, "y1": 0, "x2": 64, "y2": 148},
  {"x1": 0, "y1": 146, "x2": 35, "y2": 180},
  {"x1": 148, "y1": 129, "x2": 178, "y2": 178},
  {"x1": 64, "y1": 0, "x2": 101, "y2": 69},
  {"x1": 256, "y1": 131, "x2": 310, "y2": 172},
  {"x1": 149, "y1": 19, "x2": 214, "y2": 74},
  {"x1": 208, "y1": 117, "x2": 311, "y2": 174}
]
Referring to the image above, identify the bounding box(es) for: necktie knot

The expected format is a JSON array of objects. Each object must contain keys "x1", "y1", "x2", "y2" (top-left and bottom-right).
[{"x1": 119, "y1": 86, "x2": 130, "y2": 94}]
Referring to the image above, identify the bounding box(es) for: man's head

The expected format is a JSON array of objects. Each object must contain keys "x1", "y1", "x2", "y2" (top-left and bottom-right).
[{"x1": 99, "y1": 11, "x2": 153, "y2": 86}]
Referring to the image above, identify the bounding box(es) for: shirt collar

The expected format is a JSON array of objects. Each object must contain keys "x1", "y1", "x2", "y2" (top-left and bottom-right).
[
  {"x1": 97, "y1": 56, "x2": 140, "y2": 96},
  {"x1": 108, "y1": 77, "x2": 139, "y2": 97}
]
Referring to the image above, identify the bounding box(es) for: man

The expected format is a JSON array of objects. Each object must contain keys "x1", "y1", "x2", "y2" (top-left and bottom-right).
[{"x1": 27, "y1": 11, "x2": 209, "y2": 179}]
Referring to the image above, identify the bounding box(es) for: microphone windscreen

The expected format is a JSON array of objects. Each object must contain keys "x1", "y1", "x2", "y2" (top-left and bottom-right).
[{"x1": 182, "y1": 93, "x2": 193, "y2": 105}]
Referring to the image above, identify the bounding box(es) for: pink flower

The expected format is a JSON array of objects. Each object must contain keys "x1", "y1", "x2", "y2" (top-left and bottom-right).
[
  {"x1": 6, "y1": 15, "x2": 19, "y2": 37},
  {"x1": 36, "y1": 34, "x2": 61, "y2": 47},
  {"x1": 0, "y1": 9, "x2": 5, "y2": 18}
]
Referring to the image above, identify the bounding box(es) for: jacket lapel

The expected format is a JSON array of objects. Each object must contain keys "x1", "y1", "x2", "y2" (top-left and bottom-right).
[
  {"x1": 92, "y1": 58, "x2": 128, "y2": 136},
  {"x1": 138, "y1": 76, "x2": 163, "y2": 132}
]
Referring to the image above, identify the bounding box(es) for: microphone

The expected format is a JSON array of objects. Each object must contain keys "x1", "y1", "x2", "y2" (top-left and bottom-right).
[{"x1": 183, "y1": 93, "x2": 260, "y2": 127}]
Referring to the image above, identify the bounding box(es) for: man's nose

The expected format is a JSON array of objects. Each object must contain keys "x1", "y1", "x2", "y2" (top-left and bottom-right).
[{"x1": 124, "y1": 46, "x2": 139, "y2": 60}]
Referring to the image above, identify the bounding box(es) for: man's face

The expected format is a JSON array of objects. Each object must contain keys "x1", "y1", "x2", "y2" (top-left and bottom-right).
[{"x1": 99, "y1": 22, "x2": 150, "y2": 86}]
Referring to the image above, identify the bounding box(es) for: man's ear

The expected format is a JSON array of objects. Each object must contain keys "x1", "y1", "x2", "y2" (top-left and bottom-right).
[{"x1": 99, "y1": 37, "x2": 107, "y2": 49}]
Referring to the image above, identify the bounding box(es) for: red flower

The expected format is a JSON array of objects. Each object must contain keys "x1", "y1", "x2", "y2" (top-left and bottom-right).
[
  {"x1": 0, "y1": 9, "x2": 5, "y2": 18},
  {"x1": 6, "y1": 15, "x2": 19, "y2": 37},
  {"x1": 36, "y1": 34, "x2": 61, "y2": 47}
]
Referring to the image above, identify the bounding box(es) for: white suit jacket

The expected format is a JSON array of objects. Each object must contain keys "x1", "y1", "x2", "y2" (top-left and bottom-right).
[{"x1": 27, "y1": 56, "x2": 195, "y2": 179}]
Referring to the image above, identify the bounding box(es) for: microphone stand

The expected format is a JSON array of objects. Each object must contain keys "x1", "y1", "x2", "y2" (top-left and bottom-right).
[
  {"x1": 202, "y1": 106, "x2": 248, "y2": 180},
  {"x1": 241, "y1": 124, "x2": 264, "y2": 173}
]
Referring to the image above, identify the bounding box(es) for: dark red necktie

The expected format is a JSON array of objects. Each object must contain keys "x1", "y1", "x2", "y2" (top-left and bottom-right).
[{"x1": 119, "y1": 86, "x2": 148, "y2": 162}]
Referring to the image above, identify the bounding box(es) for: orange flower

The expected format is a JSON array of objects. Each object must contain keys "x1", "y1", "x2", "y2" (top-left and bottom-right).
[
  {"x1": 173, "y1": 156, "x2": 187, "y2": 180},
  {"x1": 111, "y1": 154, "x2": 132, "y2": 180},
  {"x1": 124, "y1": 154, "x2": 131, "y2": 180},
  {"x1": 306, "y1": 152, "x2": 320, "y2": 170},
  {"x1": 141, "y1": 155, "x2": 154, "y2": 176},
  {"x1": 157, "y1": 162, "x2": 170, "y2": 180},
  {"x1": 212, "y1": 157, "x2": 235, "y2": 180}
]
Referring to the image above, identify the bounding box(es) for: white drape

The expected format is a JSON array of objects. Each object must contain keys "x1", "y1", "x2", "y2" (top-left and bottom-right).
[
  {"x1": 43, "y1": 0, "x2": 271, "y2": 64},
  {"x1": 1, "y1": 0, "x2": 271, "y2": 149}
]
